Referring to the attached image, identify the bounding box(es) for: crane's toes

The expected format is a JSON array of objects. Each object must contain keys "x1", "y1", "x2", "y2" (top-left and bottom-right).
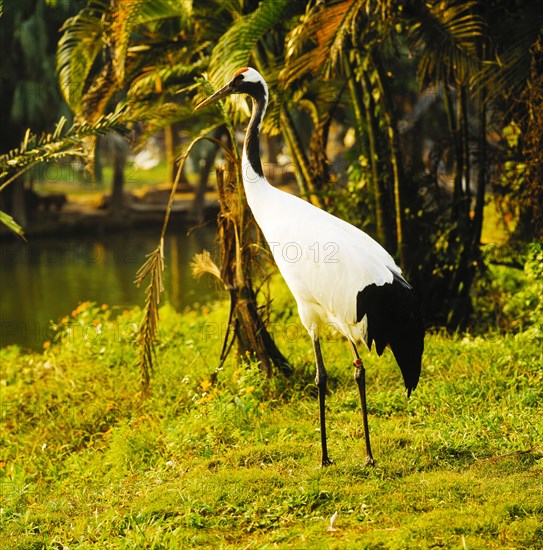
[
  {"x1": 365, "y1": 456, "x2": 375, "y2": 467},
  {"x1": 321, "y1": 457, "x2": 334, "y2": 467}
]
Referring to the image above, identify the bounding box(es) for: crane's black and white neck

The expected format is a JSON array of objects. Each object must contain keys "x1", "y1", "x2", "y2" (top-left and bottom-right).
[
  {"x1": 235, "y1": 67, "x2": 268, "y2": 180},
  {"x1": 195, "y1": 67, "x2": 268, "y2": 179}
]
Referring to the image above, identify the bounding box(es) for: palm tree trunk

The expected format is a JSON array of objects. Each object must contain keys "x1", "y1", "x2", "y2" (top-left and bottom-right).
[
  {"x1": 164, "y1": 124, "x2": 176, "y2": 186},
  {"x1": 450, "y1": 88, "x2": 488, "y2": 329},
  {"x1": 191, "y1": 127, "x2": 227, "y2": 222},
  {"x1": 344, "y1": 55, "x2": 388, "y2": 245},
  {"x1": 472, "y1": 87, "x2": 487, "y2": 249},
  {"x1": 110, "y1": 144, "x2": 126, "y2": 221},
  {"x1": 11, "y1": 179, "x2": 28, "y2": 228},
  {"x1": 454, "y1": 88, "x2": 465, "y2": 217},
  {"x1": 443, "y1": 85, "x2": 463, "y2": 216},
  {"x1": 107, "y1": 134, "x2": 129, "y2": 220},
  {"x1": 360, "y1": 70, "x2": 389, "y2": 248},
  {"x1": 215, "y1": 165, "x2": 292, "y2": 378},
  {"x1": 472, "y1": 38, "x2": 489, "y2": 250},
  {"x1": 460, "y1": 87, "x2": 471, "y2": 204},
  {"x1": 374, "y1": 62, "x2": 406, "y2": 269},
  {"x1": 280, "y1": 107, "x2": 323, "y2": 208}
]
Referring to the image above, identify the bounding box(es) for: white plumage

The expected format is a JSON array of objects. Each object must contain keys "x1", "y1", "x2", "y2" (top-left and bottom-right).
[
  {"x1": 242, "y1": 152, "x2": 401, "y2": 343},
  {"x1": 196, "y1": 67, "x2": 424, "y2": 466}
]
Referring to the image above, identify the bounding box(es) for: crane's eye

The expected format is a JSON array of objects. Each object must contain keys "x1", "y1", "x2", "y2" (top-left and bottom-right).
[{"x1": 231, "y1": 74, "x2": 244, "y2": 89}]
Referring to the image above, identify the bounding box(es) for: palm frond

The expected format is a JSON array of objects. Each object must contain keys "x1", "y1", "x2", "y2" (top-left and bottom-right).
[
  {"x1": 282, "y1": 0, "x2": 365, "y2": 84},
  {"x1": 0, "y1": 107, "x2": 130, "y2": 236},
  {"x1": 109, "y1": 0, "x2": 147, "y2": 87},
  {"x1": 208, "y1": 0, "x2": 299, "y2": 87},
  {"x1": 406, "y1": 0, "x2": 484, "y2": 86},
  {"x1": 128, "y1": 101, "x2": 196, "y2": 147},
  {"x1": 136, "y1": 0, "x2": 192, "y2": 25},
  {"x1": 58, "y1": 0, "x2": 194, "y2": 113},
  {"x1": 134, "y1": 134, "x2": 235, "y2": 391},
  {"x1": 255, "y1": 59, "x2": 285, "y2": 137},
  {"x1": 80, "y1": 62, "x2": 118, "y2": 124},
  {"x1": 472, "y1": 3, "x2": 543, "y2": 100},
  {"x1": 0, "y1": 106, "x2": 130, "y2": 188},
  {"x1": 57, "y1": 0, "x2": 108, "y2": 112},
  {"x1": 79, "y1": 0, "x2": 151, "y2": 123},
  {"x1": 128, "y1": 58, "x2": 206, "y2": 99},
  {"x1": 0, "y1": 210, "x2": 26, "y2": 240}
]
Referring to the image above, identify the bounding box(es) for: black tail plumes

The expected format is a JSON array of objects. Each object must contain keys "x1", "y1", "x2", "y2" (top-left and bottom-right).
[{"x1": 356, "y1": 271, "x2": 424, "y2": 395}]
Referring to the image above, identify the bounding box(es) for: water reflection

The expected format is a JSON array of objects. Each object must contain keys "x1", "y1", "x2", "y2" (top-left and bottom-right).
[{"x1": 0, "y1": 224, "x2": 220, "y2": 349}]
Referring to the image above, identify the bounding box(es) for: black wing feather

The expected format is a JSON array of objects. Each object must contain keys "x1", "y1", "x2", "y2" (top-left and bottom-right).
[{"x1": 356, "y1": 271, "x2": 424, "y2": 396}]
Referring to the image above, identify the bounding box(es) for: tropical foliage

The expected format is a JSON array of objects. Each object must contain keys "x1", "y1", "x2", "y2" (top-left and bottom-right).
[
  {"x1": 1, "y1": 3, "x2": 542, "y2": 545},
  {"x1": 0, "y1": 0, "x2": 85, "y2": 229},
  {"x1": 1, "y1": 0, "x2": 542, "y2": 345}
]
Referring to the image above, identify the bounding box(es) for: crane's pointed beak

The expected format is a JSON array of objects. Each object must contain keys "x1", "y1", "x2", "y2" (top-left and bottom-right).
[{"x1": 194, "y1": 83, "x2": 233, "y2": 111}]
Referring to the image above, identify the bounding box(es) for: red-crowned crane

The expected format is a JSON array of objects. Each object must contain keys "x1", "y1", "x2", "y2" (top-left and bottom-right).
[{"x1": 195, "y1": 67, "x2": 424, "y2": 466}]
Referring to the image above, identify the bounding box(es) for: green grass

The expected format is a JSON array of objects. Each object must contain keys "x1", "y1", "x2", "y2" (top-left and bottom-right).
[
  {"x1": 33, "y1": 160, "x2": 172, "y2": 197},
  {"x1": 34, "y1": 159, "x2": 200, "y2": 197},
  {"x1": 1, "y1": 282, "x2": 542, "y2": 549},
  {"x1": 481, "y1": 199, "x2": 512, "y2": 245}
]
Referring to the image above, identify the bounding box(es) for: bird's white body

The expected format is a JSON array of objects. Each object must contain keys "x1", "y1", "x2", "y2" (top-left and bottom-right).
[{"x1": 242, "y1": 148, "x2": 401, "y2": 343}]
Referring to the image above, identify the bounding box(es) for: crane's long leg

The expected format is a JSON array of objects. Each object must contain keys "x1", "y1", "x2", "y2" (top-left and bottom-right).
[
  {"x1": 313, "y1": 338, "x2": 332, "y2": 466},
  {"x1": 350, "y1": 341, "x2": 375, "y2": 466}
]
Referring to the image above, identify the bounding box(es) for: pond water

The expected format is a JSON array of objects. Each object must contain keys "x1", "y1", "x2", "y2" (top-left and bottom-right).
[{"x1": 0, "y1": 224, "x2": 220, "y2": 349}]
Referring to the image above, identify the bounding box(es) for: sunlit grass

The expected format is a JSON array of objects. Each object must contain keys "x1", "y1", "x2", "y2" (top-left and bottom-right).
[
  {"x1": 1, "y1": 286, "x2": 542, "y2": 548},
  {"x1": 34, "y1": 160, "x2": 176, "y2": 196},
  {"x1": 481, "y1": 199, "x2": 513, "y2": 245}
]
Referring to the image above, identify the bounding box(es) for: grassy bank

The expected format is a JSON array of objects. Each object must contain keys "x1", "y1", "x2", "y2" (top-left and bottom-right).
[{"x1": 1, "y1": 284, "x2": 542, "y2": 549}]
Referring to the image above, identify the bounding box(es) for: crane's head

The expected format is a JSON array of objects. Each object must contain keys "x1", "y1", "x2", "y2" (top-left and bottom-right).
[{"x1": 194, "y1": 67, "x2": 268, "y2": 111}]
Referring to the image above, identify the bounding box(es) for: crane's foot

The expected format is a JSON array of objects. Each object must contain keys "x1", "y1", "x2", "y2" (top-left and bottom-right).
[
  {"x1": 321, "y1": 456, "x2": 334, "y2": 467},
  {"x1": 365, "y1": 455, "x2": 375, "y2": 467}
]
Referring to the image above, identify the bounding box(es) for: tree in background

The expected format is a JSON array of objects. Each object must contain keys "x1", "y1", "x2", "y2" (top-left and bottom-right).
[
  {"x1": 515, "y1": 39, "x2": 543, "y2": 242},
  {"x1": 478, "y1": 1, "x2": 543, "y2": 244},
  {"x1": 1, "y1": 0, "x2": 542, "y2": 347},
  {"x1": 278, "y1": 0, "x2": 542, "y2": 329},
  {"x1": 0, "y1": 0, "x2": 84, "y2": 225},
  {"x1": 280, "y1": 0, "x2": 485, "y2": 327}
]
